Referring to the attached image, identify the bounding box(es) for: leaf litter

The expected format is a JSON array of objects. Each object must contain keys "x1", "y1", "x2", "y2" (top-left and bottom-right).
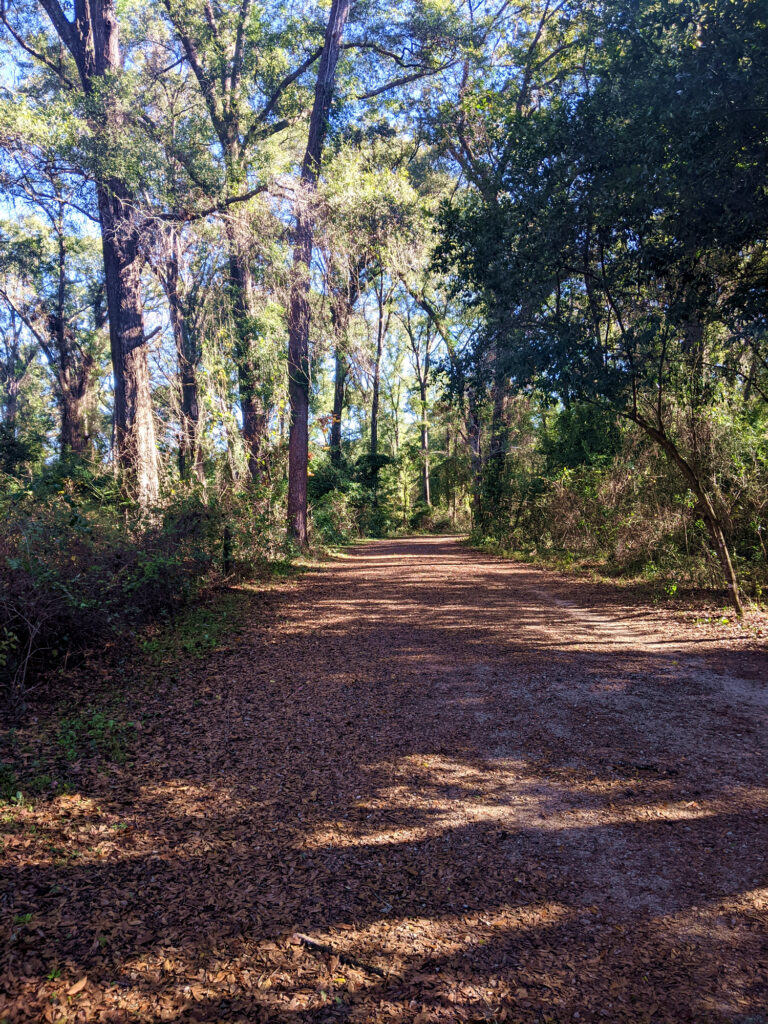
[{"x1": 1, "y1": 537, "x2": 766, "y2": 1022}]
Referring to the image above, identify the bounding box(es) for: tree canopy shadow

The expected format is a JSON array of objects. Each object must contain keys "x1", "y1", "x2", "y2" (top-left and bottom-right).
[{"x1": 2, "y1": 538, "x2": 766, "y2": 1022}]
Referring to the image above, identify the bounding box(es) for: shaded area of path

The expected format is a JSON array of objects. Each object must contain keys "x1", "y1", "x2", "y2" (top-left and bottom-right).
[{"x1": 2, "y1": 537, "x2": 767, "y2": 1023}]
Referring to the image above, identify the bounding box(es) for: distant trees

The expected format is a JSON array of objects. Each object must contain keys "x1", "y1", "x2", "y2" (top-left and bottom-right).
[
  {"x1": 0, "y1": 0, "x2": 473, "y2": 511},
  {"x1": 438, "y1": 0, "x2": 768, "y2": 613}
]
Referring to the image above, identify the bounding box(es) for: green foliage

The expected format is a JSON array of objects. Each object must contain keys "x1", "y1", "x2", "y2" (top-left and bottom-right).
[
  {"x1": 0, "y1": 761, "x2": 19, "y2": 803},
  {"x1": 542, "y1": 405, "x2": 623, "y2": 473},
  {"x1": 310, "y1": 489, "x2": 362, "y2": 546},
  {"x1": 436, "y1": 0, "x2": 768, "y2": 610},
  {"x1": 470, "y1": 412, "x2": 768, "y2": 598},
  {"x1": 0, "y1": 461, "x2": 280, "y2": 714},
  {"x1": 0, "y1": 0, "x2": 764, "y2": 710},
  {"x1": 55, "y1": 710, "x2": 136, "y2": 765},
  {"x1": 305, "y1": 447, "x2": 395, "y2": 543},
  {"x1": 355, "y1": 452, "x2": 392, "y2": 488},
  {"x1": 139, "y1": 590, "x2": 252, "y2": 664},
  {"x1": 0, "y1": 422, "x2": 45, "y2": 477}
]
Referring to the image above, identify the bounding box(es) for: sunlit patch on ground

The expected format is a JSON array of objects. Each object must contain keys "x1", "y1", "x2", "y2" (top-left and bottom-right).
[{"x1": 2, "y1": 538, "x2": 766, "y2": 1022}]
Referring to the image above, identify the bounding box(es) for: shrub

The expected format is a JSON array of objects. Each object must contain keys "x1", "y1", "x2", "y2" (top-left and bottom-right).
[
  {"x1": 0, "y1": 465, "x2": 270, "y2": 717},
  {"x1": 310, "y1": 489, "x2": 361, "y2": 546},
  {"x1": 474, "y1": 405, "x2": 768, "y2": 599}
]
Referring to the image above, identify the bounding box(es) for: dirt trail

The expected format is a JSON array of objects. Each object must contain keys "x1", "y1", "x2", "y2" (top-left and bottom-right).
[{"x1": 2, "y1": 537, "x2": 767, "y2": 1023}]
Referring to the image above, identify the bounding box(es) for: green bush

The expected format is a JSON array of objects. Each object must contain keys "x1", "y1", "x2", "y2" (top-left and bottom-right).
[
  {"x1": 0, "y1": 464, "x2": 272, "y2": 717},
  {"x1": 310, "y1": 489, "x2": 361, "y2": 545},
  {"x1": 472, "y1": 405, "x2": 768, "y2": 599},
  {"x1": 306, "y1": 453, "x2": 394, "y2": 541}
]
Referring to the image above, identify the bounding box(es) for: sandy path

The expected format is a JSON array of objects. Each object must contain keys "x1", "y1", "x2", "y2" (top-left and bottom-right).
[{"x1": 2, "y1": 537, "x2": 767, "y2": 1023}]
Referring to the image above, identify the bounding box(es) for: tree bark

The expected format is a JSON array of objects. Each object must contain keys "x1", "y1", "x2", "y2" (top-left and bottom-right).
[
  {"x1": 370, "y1": 331, "x2": 382, "y2": 463},
  {"x1": 225, "y1": 220, "x2": 268, "y2": 481},
  {"x1": 419, "y1": 378, "x2": 431, "y2": 505},
  {"x1": 164, "y1": 233, "x2": 203, "y2": 481},
  {"x1": 38, "y1": 0, "x2": 159, "y2": 502},
  {"x1": 409, "y1": 326, "x2": 432, "y2": 507},
  {"x1": 369, "y1": 277, "x2": 387, "y2": 471},
  {"x1": 330, "y1": 348, "x2": 346, "y2": 468},
  {"x1": 0, "y1": 318, "x2": 26, "y2": 434},
  {"x1": 47, "y1": 312, "x2": 93, "y2": 456},
  {"x1": 4, "y1": 378, "x2": 19, "y2": 432},
  {"x1": 467, "y1": 390, "x2": 482, "y2": 495},
  {"x1": 47, "y1": 214, "x2": 95, "y2": 457},
  {"x1": 98, "y1": 183, "x2": 159, "y2": 503},
  {"x1": 480, "y1": 365, "x2": 509, "y2": 532},
  {"x1": 287, "y1": 0, "x2": 353, "y2": 547},
  {"x1": 328, "y1": 268, "x2": 360, "y2": 468}
]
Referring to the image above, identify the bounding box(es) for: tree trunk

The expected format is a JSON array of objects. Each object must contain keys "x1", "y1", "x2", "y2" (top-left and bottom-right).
[
  {"x1": 419, "y1": 380, "x2": 430, "y2": 505},
  {"x1": 47, "y1": 311, "x2": 93, "y2": 457},
  {"x1": 370, "y1": 295, "x2": 384, "y2": 465},
  {"x1": 449, "y1": 427, "x2": 457, "y2": 520},
  {"x1": 165, "y1": 236, "x2": 203, "y2": 481},
  {"x1": 330, "y1": 348, "x2": 346, "y2": 468},
  {"x1": 49, "y1": 222, "x2": 94, "y2": 457},
  {"x1": 467, "y1": 390, "x2": 482, "y2": 526},
  {"x1": 328, "y1": 269, "x2": 360, "y2": 469},
  {"x1": 225, "y1": 233, "x2": 268, "y2": 480},
  {"x1": 59, "y1": 385, "x2": 91, "y2": 455},
  {"x1": 488, "y1": 378, "x2": 508, "y2": 474},
  {"x1": 98, "y1": 183, "x2": 159, "y2": 504},
  {"x1": 480, "y1": 373, "x2": 508, "y2": 532},
  {"x1": 39, "y1": 0, "x2": 159, "y2": 503},
  {"x1": 4, "y1": 377, "x2": 19, "y2": 433},
  {"x1": 52, "y1": 331, "x2": 93, "y2": 457},
  {"x1": 287, "y1": 0, "x2": 353, "y2": 547},
  {"x1": 179, "y1": 353, "x2": 202, "y2": 480},
  {"x1": 287, "y1": 209, "x2": 313, "y2": 544}
]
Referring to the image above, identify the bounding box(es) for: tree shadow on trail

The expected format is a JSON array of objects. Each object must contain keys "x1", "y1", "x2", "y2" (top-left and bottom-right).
[{"x1": 2, "y1": 538, "x2": 766, "y2": 1023}]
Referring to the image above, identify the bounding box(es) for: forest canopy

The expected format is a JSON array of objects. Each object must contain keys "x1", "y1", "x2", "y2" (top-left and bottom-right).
[{"x1": 1, "y1": 0, "x2": 767, "y2": 706}]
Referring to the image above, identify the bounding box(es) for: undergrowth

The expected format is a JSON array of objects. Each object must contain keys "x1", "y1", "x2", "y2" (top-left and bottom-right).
[
  {"x1": 0, "y1": 580, "x2": 280, "y2": 807},
  {"x1": 468, "y1": 534, "x2": 766, "y2": 619},
  {"x1": 0, "y1": 461, "x2": 291, "y2": 719}
]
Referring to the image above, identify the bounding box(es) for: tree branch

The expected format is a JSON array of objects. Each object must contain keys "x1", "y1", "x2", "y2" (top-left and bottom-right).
[
  {"x1": 37, "y1": 0, "x2": 79, "y2": 66},
  {"x1": 244, "y1": 46, "x2": 323, "y2": 146},
  {"x1": 230, "y1": 0, "x2": 252, "y2": 101},
  {"x1": 161, "y1": 0, "x2": 227, "y2": 140},
  {"x1": 0, "y1": 5, "x2": 77, "y2": 88},
  {"x1": 357, "y1": 66, "x2": 444, "y2": 101},
  {"x1": 154, "y1": 183, "x2": 268, "y2": 222},
  {"x1": 0, "y1": 288, "x2": 47, "y2": 350},
  {"x1": 341, "y1": 39, "x2": 430, "y2": 70}
]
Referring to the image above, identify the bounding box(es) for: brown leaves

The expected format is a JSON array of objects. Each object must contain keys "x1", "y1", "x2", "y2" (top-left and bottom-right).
[{"x1": 2, "y1": 538, "x2": 767, "y2": 1023}]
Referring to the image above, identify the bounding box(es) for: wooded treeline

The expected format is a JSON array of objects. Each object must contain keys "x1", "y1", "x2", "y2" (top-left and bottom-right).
[{"x1": 1, "y1": 0, "x2": 766, "y2": 706}]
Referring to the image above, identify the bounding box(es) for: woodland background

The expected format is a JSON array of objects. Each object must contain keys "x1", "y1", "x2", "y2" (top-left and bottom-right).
[{"x1": 1, "y1": 0, "x2": 767, "y2": 713}]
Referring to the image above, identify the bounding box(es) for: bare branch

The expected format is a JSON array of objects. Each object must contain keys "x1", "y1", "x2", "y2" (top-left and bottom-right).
[
  {"x1": 154, "y1": 183, "x2": 268, "y2": 222},
  {"x1": 341, "y1": 40, "x2": 431, "y2": 70},
  {"x1": 357, "y1": 66, "x2": 445, "y2": 101}
]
